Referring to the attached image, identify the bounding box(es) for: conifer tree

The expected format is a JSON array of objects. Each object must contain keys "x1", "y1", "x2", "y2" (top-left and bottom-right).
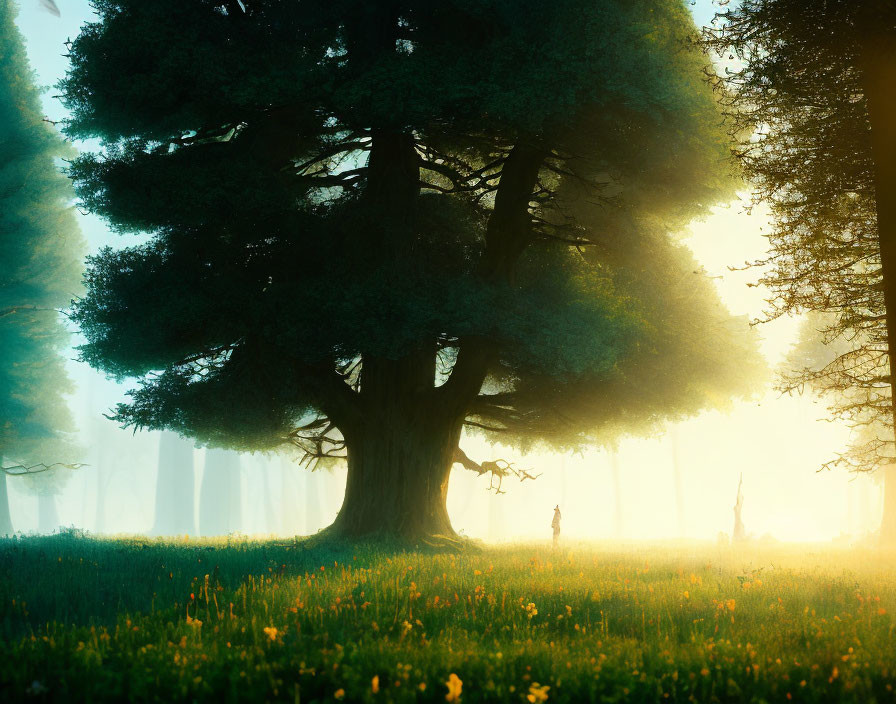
[
  {"x1": 64, "y1": 0, "x2": 760, "y2": 539},
  {"x1": 0, "y1": 0, "x2": 84, "y2": 531},
  {"x1": 707, "y1": 0, "x2": 896, "y2": 541}
]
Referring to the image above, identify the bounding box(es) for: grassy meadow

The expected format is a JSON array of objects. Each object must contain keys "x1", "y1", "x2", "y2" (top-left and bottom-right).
[{"x1": 1, "y1": 533, "x2": 896, "y2": 703}]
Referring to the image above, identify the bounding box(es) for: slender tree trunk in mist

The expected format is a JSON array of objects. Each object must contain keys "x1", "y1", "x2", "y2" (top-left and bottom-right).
[
  {"x1": 93, "y1": 465, "x2": 108, "y2": 534},
  {"x1": 610, "y1": 451, "x2": 623, "y2": 538},
  {"x1": 261, "y1": 466, "x2": 278, "y2": 535},
  {"x1": 670, "y1": 428, "x2": 686, "y2": 538},
  {"x1": 862, "y1": 22, "x2": 896, "y2": 546},
  {"x1": 199, "y1": 449, "x2": 242, "y2": 536},
  {"x1": 279, "y1": 458, "x2": 302, "y2": 535},
  {"x1": 0, "y1": 471, "x2": 12, "y2": 536},
  {"x1": 881, "y1": 465, "x2": 896, "y2": 545},
  {"x1": 38, "y1": 492, "x2": 59, "y2": 533},
  {"x1": 151, "y1": 432, "x2": 195, "y2": 536},
  {"x1": 304, "y1": 469, "x2": 323, "y2": 535},
  {"x1": 488, "y1": 493, "x2": 505, "y2": 542}
]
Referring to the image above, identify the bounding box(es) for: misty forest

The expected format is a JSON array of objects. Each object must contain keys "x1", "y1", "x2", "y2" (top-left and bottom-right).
[{"x1": 2, "y1": 0, "x2": 896, "y2": 702}]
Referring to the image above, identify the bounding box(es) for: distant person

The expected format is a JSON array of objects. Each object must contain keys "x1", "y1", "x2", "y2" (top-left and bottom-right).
[{"x1": 551, "y1": 505, "x2": 562, "y2": 547}]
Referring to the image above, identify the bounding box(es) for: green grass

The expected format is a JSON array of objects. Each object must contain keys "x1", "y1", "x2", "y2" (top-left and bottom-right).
[{"x1": 2, "y1": 532, "x2": 896, "y2": 703}]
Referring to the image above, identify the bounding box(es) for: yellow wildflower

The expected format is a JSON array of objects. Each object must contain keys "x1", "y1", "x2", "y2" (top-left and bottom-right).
[
  {"x1": 334, "y1": 688, "x2": 345, "y2": 700},
  {"x1": 527, "y1": 682, "x2": 551, "y2": 703},
  {"x1": 445, "y1": 673, "x2": 462, "y2": 702},
  {"x1": 372, "y1": 675, "x2": 379, "y2": 693},
  {"x1": 263, "y1": 626, "x2": 279, "y2": 641}
]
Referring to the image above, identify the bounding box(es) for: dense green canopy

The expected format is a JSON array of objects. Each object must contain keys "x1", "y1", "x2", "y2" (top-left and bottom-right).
[
  {"x1": 65, "y1": 1, "x2": 757, "y2": 461},
  {"x1": 63, "y1": 0, "x2": 762, "y2": 540},
  {"x1": 0, "y1": 1, "x2": 84, "y2": 477}
]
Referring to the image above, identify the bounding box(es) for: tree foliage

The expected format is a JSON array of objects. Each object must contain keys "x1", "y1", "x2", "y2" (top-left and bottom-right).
[
  {"x1": 63, "y1": 0, "x2": 760, "y2": 492},
  {"x1": 0, "y1": 1, "x2": 84, "y2": 483},
  {"x1": 706, "y1": 0, "x2": 896, "y2": 473}
]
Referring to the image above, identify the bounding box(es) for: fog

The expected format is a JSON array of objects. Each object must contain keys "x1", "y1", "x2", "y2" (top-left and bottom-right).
[{"x1": 4, "y1": 0, "x2": 883, "y2": 544}]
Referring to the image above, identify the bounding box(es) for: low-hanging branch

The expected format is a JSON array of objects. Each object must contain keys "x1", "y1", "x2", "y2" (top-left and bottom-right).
[{"x1": 452, "y1": 446, "x2": 541, "y2": 494}]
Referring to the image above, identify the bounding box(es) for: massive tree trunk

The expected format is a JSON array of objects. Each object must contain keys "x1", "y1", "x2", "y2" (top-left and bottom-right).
[
  {"x1": 312, "y1": 51, "x2": 544, "y2": 540},
  {"x1": 38, "y1": 492, "x2": 59, "y2": 533},
  {"x1": 151, "y1": 432, "x2": 195, "y2": 536},
  {"x1": 329, "y1": 359, "x2": 464, "y2": 539},
  {"x1": 862, "y1": 20, "x2": 896, "y2": 546},
  {"x1": 0, "y1": 471, "x2": 12, "y2": 536}
]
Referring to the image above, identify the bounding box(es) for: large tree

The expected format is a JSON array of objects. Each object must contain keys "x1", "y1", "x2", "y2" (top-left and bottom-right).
[
  {"x1": 63, "y1": 0, "x2": 760, "y2": 540},
  {"x1": 0, "y1": 0, "x2": 84, "y2": 533},
  {"x1": 706, "y1": 0, "x2": 896, "y2": 541}
]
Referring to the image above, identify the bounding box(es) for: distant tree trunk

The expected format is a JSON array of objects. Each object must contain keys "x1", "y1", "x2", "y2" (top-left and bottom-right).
[
  {"x1": 861, "y1": 22, "x2": 896, "y2": 546},
  {"x1": 279, "y1": 459, "x2": 300, "y2": 535},
  {"x1": 199, "y1": 449, "x2": 242, "y2": 536},
  {"x1": 0, "y1": 471, "x2": 12, "y2": 536},
  {"x1": 261, "y1": 465, "x2": 278, "y2": 535},
  {"x1": 487, "y1": 492, "x2": 505, "y2": 542},
  {"x1": 881, "y1": 465, "x2": 896, "y2": 545},
  {"x1": 38, "y1": 492, "x2": 59, "y2": 533},
  {"x1": 733, "y1": 474, "x2": 746, "y2": 543},
  {"x1": 151, "y1": 432, "x2": 195, "y2": 536},
  {"x1": 670, "y1": 428, "x2": 686, "y2": 538},
  {"x1": 304, "y1": 468, "x2": 323, "y2": 535},
  {"x1": 610, "y1": 450, "x2": 624, "y2": 538},
  {"x1": 94, "y1": 464, "x2": 108, "y2": 534}
]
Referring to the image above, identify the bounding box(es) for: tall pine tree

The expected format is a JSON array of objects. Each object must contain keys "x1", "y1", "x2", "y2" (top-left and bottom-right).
[{"x1": 0, "y1": 0, "x2": 84, "y2": 533}]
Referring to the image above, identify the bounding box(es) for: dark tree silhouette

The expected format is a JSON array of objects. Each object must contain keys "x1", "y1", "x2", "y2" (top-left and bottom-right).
[
  {"x1": 63, "y1": 0, "x2": 761, "y2": 540},
  {"x1": 706, "y1": 0, "x2": 896, "y2": 542}
]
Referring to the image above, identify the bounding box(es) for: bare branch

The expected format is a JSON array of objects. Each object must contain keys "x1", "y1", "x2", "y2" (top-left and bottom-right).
[
  {"x1": 452, "y1": 446, "x2": 541, "y2": 493},
  {"x1": 2, "y1": 462, "x2": 87, "y2": 477}
]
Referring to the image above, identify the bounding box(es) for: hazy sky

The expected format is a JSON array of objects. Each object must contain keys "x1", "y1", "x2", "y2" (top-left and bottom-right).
[{"x1": 7, "y1": 0, "x2": 881, "y2": 542}]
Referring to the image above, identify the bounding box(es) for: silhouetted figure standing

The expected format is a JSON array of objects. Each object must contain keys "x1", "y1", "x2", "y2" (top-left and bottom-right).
[
  {"x1": 733, "y1": 474, "x2": 746, "y2": 543},
  {"x1": 552, "y1": 505, "x2": 562, "y2": 547}
]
